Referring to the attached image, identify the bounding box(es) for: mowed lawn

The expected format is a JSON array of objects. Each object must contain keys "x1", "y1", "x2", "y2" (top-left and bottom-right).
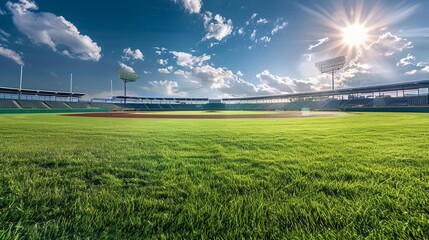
[
  {"x1": 0, "y1": 112, "x2": 428, "y2": 239},
  {"x1": 140, "y1": 111, "x2": 285, "y2": 115}
]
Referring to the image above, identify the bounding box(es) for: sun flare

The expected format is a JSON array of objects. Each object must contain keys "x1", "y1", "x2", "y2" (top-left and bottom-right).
[{"x1": 342, "y1": 24, "x2": 368, "y2": 48}]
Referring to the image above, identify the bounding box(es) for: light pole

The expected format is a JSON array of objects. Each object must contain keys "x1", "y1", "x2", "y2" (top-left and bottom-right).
[
  {"x1": 116, "y1": 69, "x2": 139, "y2": 104},
  {"x1": 315, "y1": 56, "x2": 346, "y2": 91}
]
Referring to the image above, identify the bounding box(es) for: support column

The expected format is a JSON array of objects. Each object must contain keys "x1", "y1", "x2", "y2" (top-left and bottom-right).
[{"x1": 124, "y1": 81, "x2": 127, "y2": 104}]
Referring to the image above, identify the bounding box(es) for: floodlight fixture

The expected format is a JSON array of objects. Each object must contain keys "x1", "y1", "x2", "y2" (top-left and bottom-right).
[
  {"x1": 116, "y1": 69, "x2": 139, "y2": 103},
  {"x1": 315, "y1": 56, "x2": 346, "y2": 91}
]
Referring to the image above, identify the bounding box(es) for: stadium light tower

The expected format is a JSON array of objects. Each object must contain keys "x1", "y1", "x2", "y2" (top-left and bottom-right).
[
  {"x1": 315, "y1": 56, "x2": 346, "y2": 91},
  {"x1": 19, "y1": 65, "x2": 23, "y2": 99},
  {"x1": 116, "y1": 69, "x2": 139, "y2": 103}
]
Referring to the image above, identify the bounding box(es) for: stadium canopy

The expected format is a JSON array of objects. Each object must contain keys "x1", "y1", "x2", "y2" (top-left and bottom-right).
[
  {"x1": 0, "y1": 86, "x2": 85, "y2": 98},
  {"x1": 112, "y1": 96, "x2": 209, "y2": 102},
  {"x1": 95, "y1": 79, "x2": 429, "y2": 103},
  {"x1": 222, "y1": 79, "x2": 429, "y2": 101}
]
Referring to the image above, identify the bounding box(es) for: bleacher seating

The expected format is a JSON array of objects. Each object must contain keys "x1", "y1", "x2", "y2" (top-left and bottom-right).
[
  {"x1": 159, "y1": 104, "x2": 174, "y2": 110},
  {"x1": 203, "y1": 103, "x2": 226, "y2": 110},
  {"x1": 16, "y1": 100, "x2": 48, "y2": 109},
  {"x1": 90, "y1": 102, "x2": 121, "y2": 110},
  {"x1": 66, "y1": 102, "x2": 92, "y2": 109},
  {"x1": 320, "y1": 100, "x2": 343, "y2": 109},
  {"x1": 408, "y1": 96, "x2": 428, "y2": 106},
  {"x1": 0, "y1": 99, "x2": 18, "y2": 109},
  {"x1": 171, "y1": 104, "x2": 204, "y2": 111},
  {"x1": 341, "y1": 98, "x2": 373, "y2": 107},
  {"x1": 44, "y1": 101, "x2": 70, "y2": 109},
  {"x1": 0, "y1": 95, "x2": 428, "y2": 111}
]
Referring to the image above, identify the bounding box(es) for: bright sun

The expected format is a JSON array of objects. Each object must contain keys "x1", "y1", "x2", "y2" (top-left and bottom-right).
[{"x1": 342, "y1": 24, "x2": 368, "y2": 48}]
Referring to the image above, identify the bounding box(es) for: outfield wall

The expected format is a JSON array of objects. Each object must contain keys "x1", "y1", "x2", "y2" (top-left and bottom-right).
[
  {"x1": 0, "y1": 109, "x2": 109, "y2": 114},
  {"x1": 342, "y1": 107, "x2": 429, "y2": 113}
]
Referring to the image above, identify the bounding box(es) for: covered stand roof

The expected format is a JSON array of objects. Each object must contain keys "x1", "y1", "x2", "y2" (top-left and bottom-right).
[
  {"x1": 113, "y1": 96, "x2": 209, "y2": 101},
  {"x1": 103, "y1": 80, "x2": 429, "y2": 102},
  {"x1": 0, "y1": 87, "x2": 86, "y2": 98},
  {"x1": 222, "y1": 79, "x2": 429, "y2": 101}
]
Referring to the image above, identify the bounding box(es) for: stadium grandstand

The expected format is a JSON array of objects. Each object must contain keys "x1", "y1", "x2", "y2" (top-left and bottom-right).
[{"x1": 1, "y1": 79, "x2": 429, "y2": 112}]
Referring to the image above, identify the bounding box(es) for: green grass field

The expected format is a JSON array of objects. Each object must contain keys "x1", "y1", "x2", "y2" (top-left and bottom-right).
[
  {"x1": 140, "y1": 111, "x2": 285, "y2": 115},
  {"x1": 0, "y1": 112, "x2": 428, "y2": 239}
]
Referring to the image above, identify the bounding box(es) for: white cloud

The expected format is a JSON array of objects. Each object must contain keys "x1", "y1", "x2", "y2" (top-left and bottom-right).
[
  {"x1": 308, "y1": 37, "x2": 329, "y2": 51},
  {"x1": 0, "y1": 29, "x2": 11, "y2": 38},
  {"x1": 174, "y1": 69, "x2": 191, "y2": 78},
  {"x1": 154, "y1": 47, "x2": 164, "y2": 55},
  {"x1": 118, "y1": 62, "x2": 135, "y2": 73},
  {"x1": 409, "y1": 62, "x2": 429, "y2": 74},
  {"x1": 6, "y1": 0, "x2": 101, "y2": 61},
  {"x1": 257, "y1": 70, "x2": 325, "y2": 94},
  {"x1": 421, "y1": 66, "x2": 429, "y2": 73},
  {"x1": 397, "y1": 54, "x2": 415, "y2": 67},
  {"x1": 0, "y1": 7, "x2": 5, "y2": 15},
  {"x1": 417, "y1": 62, "x2": 429, "y2": 67},
  {"x1": 246, "y1": 13, "x2": 258, "y2": 25},
  {"x1": 171, "y1": 51, "x2": 210, "y2": 69},
  {"x1": 260, "y1": 36, "x2": 271, "y2": 43},
  {"x1": 122, "y1": 48, "x2": 144, "y2": 61},
  {"x1": 209, "y1": 42, "x2": 219, "y2": 48},
  {"x1": 250, "y1": 30, "x2": 257, "y2": 41},
  {"x1": 405, "y1": 69, "x2": 418, "y2": 75},
  {"x1": 370, "y1": 32, "x2": 413, "y2": 56},
  {"x1": 168, "y1": 50, "x2": 320, "y2": 97},
  {"x1": 256, "y1": 18, "x2": 268, "y2": 24},
  {"x1": 142, "y1": 80, "x2": 187, "y2": 96},
  {"x1": 271, "y1": 20, "x2": 288, "y2": 35},
  {"x1": 257, "y1": 70, "x2": 303, "y2": 94},
  {"x1": 237, "y1": 27, "x2": 244, "y2": 35},
  {"x1": 157, "y1": 59, "x2": 168, "y2": 65},
  {"x1": 154, "y1": 47, "x2": 168, "y2": 51},
  {"x1": 340, "y1": 62, "x2": 372, "y2": 81},
  {"x1": 167, "y1": 51, "x2": 323, "y2": 97},
  {"x1": 158, "y1": 66, "x2": 174, "y2": 74},
  {"x1": 304, "y1": 53, "x2": 313, "y2": 62},
  {"x1": 203, "y1": 11, "x2": 233, "y2": 41},
  {"x1": 192, "y1": 64, "x2": 258, "y2": 96},
  {"x1": 0, "y1": 36, "x2": 8, "y2": 43},
  {"x1": 173, "y1": 0, "x2": 202, "y2": 14},
  {"x1": 0, "y1": 29, "x2": 11, "y2": 42},
  {"x1": 0, "y1": 45, "x2": 24, "y2": 65}
]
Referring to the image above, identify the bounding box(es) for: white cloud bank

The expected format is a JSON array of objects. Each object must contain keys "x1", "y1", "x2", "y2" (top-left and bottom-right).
[
  {"x1": 6, "y1": 0, "x2": 101, "y2": 61},
  {"x1": 166, "y1": 51, "x2": 321, "y2": 97},
  {"x1": 122, "y1": 48, "x2": 144, "y2": 61},
  {"x1": 142, "y1": 80, "x2": 187, "y2": 97},
  {"x1": 271, "y1": 20, "x2": 288, "y2": 35},
  {"x1": 370, "y1": 32, "x2": 413, "y2": 56},
  {"x1": 118, "y1": 62, "x2": 135, "y2": 73},
  {"x1": 397, "y1": 54, "x2": 415, "y2": 67},
  {"x1": 173, "y1": 0, "x2": 202, "y2": 14},
  {"x1": 0, "y1": 28, "x2": 12, "y2": 43},
  {"x1": 203, "y1": 11, "x2": 233, "y2": 41},
  {"x1": 158, "y1": 66, "x2": 174, "y2": 74},
  {"x1": 0, "y1": 45, "x2": 24, "y2": 65},
  {"x1": 171, "y1": 51, "x2": 210, "y2": 69}
]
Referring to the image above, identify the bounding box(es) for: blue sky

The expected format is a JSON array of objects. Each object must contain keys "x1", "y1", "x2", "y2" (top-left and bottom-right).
[{"x1": 0, "y1": 0, "x2": 429, "y2": 99}]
